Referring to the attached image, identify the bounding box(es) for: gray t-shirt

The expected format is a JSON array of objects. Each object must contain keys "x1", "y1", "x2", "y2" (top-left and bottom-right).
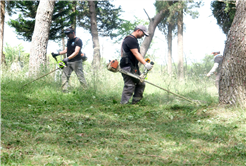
[{"x1": 214, "y1": 55, "x2": 223, "y2": 73}]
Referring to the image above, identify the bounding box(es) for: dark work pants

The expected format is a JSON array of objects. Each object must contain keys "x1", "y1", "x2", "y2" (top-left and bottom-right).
[
  {"x1": 62, "y1": 59, "x2": 87, "y2": 91},
  {"x1": 215, "y1": 73, "x2": 221, "y2": 93},
  {"x1": 120, "y1": 66, "x2": 145, "y2": 104}
]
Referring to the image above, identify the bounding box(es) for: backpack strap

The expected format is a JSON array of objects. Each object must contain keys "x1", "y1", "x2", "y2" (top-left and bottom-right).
[
  {"x1": 121, "y1": 35, "x2": 135, "y2": 57},
  {"x1": 75, "y1": 37, "x2": 80, "y2": 43}
]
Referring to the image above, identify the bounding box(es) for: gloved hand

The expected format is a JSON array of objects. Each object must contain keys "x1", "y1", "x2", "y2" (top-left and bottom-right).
[
  {"x1": 144, "y1": 62, "x2": 153, "y2": 71},
  {"x1": 51, "y1": 52, "x2": 60, "y2": 58},
  {"x1": 62, "y1": 58, "x2": 69, "y2": 66}
]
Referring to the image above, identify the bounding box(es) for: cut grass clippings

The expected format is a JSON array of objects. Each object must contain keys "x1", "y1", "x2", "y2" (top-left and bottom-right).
[{"x1": 1, "y1": 67, "x2": 246, "y2": 165}]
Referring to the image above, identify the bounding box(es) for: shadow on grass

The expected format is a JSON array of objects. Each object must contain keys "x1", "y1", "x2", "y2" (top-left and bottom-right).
[{"x1": 2, "y1": 79, "x2": 245, "y2": 165}]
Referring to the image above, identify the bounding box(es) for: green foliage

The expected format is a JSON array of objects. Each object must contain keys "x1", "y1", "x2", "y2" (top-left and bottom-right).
[
  {"x1": 211, "y1": 1, "x2": 236, "y2": 35},
  {"x1": 187, "y1": 54, "x2": 214, "y2": 77},
  {"x1": 3, "y1": 43, "x2": 28, "y2": 66},
  {"x1": 155, "y1": 0, "x2": 201, "y2": 36},
  {"x1": 76, "y1": 1, "x2": 122, "y2": 39},
  {"x1": 7, "y1": 1, "x2": 73, "y2": 41},
  {"x1": 113, "y1": 17, "x2": 148, "y2": 43},
  {"x1": 7, "y1": 1, "x2": 122, "y2": 41},
  {"x1": 5, "y1": 1, "x2": 18, "y2": 16}
]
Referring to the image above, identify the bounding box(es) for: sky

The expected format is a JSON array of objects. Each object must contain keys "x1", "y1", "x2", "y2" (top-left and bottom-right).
[{"x1": 3, "y1": 0, "x2": 227, "y2": 65}]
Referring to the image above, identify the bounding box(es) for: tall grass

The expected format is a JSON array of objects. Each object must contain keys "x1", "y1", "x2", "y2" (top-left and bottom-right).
[{"x1": 1, "y1": 63, "x2": 245, "y2": 165}]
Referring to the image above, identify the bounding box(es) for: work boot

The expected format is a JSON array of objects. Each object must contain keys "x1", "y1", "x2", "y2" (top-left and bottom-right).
[
  {"x1": 120, "y1": 101, "x2": 129, "y2": 104},
  {"x1": 131, "y1": 100, "x2": 140, "y2": 104},
  {"x1": 62, "y1": 90, "x2": 70, "y2": 93}
]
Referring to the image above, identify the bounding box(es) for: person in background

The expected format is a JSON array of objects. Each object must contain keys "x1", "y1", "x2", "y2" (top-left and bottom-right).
[
  {"x1": 120, "y1": 25, "x2": 153, "y2": 104},
  {"x1": 52, "y1": 27, "x2": 87, "y2": 92},
  {"x1": 207, "y1": 51, "x2": 223, "y2": 90}
]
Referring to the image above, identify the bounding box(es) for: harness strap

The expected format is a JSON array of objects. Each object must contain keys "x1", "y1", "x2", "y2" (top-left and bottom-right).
[{"x1": 121, "y1": 35, "x2": 135, "y2": 57}]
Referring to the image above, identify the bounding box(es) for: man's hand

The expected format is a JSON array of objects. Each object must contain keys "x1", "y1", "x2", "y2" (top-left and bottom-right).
[
  {"x1": 62, "y1": 58, "x2": 69, "y2": 66},
  {"x1": 144, "y1": 63, "x2": 153, "y2": 71},
  {"x1": 206, "y1": 73, "x2": 211, "y2": 77},
  {"x1": 51, "y1": 52, "x2": 59, "y2": 58}
]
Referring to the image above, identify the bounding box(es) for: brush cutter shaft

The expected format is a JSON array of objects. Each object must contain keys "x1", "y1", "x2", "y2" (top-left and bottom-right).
[
  {"x1": 144, "y1": 80, "x2": 194, "y2": 103},
  {"x1": 118, "y1": 67, "x2": 196, "y2": 104},
  {"x1": 118, "y1": 68, "x2": 144, "y2": 82},
  {"x1": 22, "y1": 68, "x2": 60, "y2": 87}
]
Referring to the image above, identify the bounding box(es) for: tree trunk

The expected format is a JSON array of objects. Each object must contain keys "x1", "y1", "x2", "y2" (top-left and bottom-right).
[
  {"x1": 29, "y1": 0, "x2": 55, "y2": 75},
  {"x1": 219, "y1": 0, "x2": 246, "y2": 107},
  {"x1": 177, "y1": 6, "x2": 184, "y2": 81},
  {"x1": 72, "y1": 1, "x2": 77, "y2": 33},
  {"x1": 167, "y1": 23, "x2": 173, "y2": 75},
  {"x1": 0, "y1": 1, "x2": 6, "y2": 66},
  {"x1": 140, "y1": 10, "x2": 169, "y2": 57},
  {"x1": 89, "y1": 1, "x2": 101, "y2": 69},
  {"x1": 62, "y1": 37, "x2": 66, "y2": 58}
]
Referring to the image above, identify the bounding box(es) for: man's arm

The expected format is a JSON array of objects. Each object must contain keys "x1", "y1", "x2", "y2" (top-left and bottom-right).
[
  {"x1": 67, "y1": 46, "x2": 81, "y2": 60},
  {"x1": 130, "y1": 48, "x2": 146, "y2": 65},
  {"x1": 207, "y1": 63, "x2": 219, "y2": 77},
  {"x1": 59, "y1": 48, "x2": 67, "y2": 55}
]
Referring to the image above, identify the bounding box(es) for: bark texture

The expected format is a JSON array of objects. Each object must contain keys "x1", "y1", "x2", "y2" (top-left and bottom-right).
[
  {"x1": 72, "y1": 1, "x2": 77, "y2": 33},
  {"x1": 219, "y1": 0, "x2": 246, "y2": 107},
  {"x1": 167, "y1": 23, "x2": 173, "y2": 75},
  {"x1": 140, "y1": 10, "x2": 167, "y2": 57},
  {"x1": 89, "y1": 1, "x2": 101, "y2": 69},
  {"x1": 177, "y1": 7, "x2": 184, "y2": 80},
  {"x1": 0, "y1": 1, "x2": 5, "y2": 66},
  {"x1": 29, "y1": 0, "x2": 55, "y2": 75}
]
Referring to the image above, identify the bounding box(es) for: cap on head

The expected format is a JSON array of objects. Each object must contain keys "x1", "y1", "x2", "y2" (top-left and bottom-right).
[
  {"x1": 64, "y1": 27, "x2": 75, "y2": 34},
  {"x1": 211, "y1": 51, "x2": 220, "y2": 55},
  {"x1": 134, "y1": 25, "x2": 149, "y2": 36}
]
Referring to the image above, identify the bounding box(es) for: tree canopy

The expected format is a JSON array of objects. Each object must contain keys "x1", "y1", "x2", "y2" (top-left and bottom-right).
[
  {"x1": 211, "y1": 1, "x2": 236, "y2": 35},
  {"x1": 76, "y1": 1, "x2": 122, "y2": 39},
  {"x1": 155, "y1": 0, "x2": 201, "y2": 37},
  {"x1": 7, "y1": 1, "x2": 122, "y2": 41},
  {"x1": 8, "y1": 1, "x2": 74, "y2": 41}
]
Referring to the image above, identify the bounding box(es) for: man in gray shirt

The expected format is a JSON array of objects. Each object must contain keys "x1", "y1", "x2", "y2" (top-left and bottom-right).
[{"x1": 207, "y1": 51, "x2": 223, "y2": 90}]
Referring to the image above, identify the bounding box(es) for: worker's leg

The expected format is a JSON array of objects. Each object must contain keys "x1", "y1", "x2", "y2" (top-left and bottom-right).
[
  {"x1": 120, "y1": 66, "x2": 136, "y2": 104},
  {"x1": 73, "y1": 59, "x2": 87, "y2": 87},
  {"x1": 61, "y1": 62, "x2": 73, "y2": 92},
  {"x1": 132, "y1": 81, "x2": 145, "y2": 104}
]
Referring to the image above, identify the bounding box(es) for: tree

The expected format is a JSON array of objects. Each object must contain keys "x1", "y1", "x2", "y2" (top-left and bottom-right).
[
  {"x1": 7, "y1": 1, "x2": 122, "y2": 69},
  {"x1": 76, "y1": 1, "x2": 122, "y2": 68},
  {"x1": 8, "y1": 1, "x2": 73, "y2": 41},
  {"x1": 140, "y1": 4, "x2": 172, "y2": 58},
  {"x1": 1, "y1": 1, "x2": 16, "y2": 66},
  {"x1": 177, "y1": 2, "x2": 184, "y2": 80},
  {"x1": 219, "y1": 0, "x2": 246, "y2": 107},
  {"x1": 211, "y1": 1, "x2": 236, "y2": 35},
  {"x1": 154, "y1": 1, "x2": 200, "y2": 78},
  {"x1": 173, "y1": 1, "x2": 200, "y2": 80},
  {"x1": 88, "y1": 1, "x2": 100, "y2": 69},
  {"x1": 155, "y1": 1, "x2": 176, "y2": 76},
  {"x1": 0, "y1": 0, "x2": 6, "y2": 65},
  {"x1": 29, "y1": 0, "x2": 55, "y2": 75}
]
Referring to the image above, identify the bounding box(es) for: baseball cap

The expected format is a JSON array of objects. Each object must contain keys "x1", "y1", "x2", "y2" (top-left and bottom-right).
[
  {"x1": 135, "y1": 25, "x2": 149, "y2": 36},
  {"x1": 64, "y1": 27, "x2": 74, "y2": 34},
  {"x1": 211, "y1": 51, "x2": 220, "y2": 55}
]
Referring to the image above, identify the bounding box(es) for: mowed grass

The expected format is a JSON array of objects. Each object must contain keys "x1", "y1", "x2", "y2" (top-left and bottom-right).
[{"x1": 1, "y1": 66, "x2": 246, "y2": 165}]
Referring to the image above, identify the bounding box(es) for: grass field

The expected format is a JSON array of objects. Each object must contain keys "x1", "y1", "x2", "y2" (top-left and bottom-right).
[{"x1": 1, "y1": 65, "x2": 246, "y2": 165}]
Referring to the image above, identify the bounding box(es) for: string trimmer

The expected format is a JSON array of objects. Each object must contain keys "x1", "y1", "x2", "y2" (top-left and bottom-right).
[
  {"x1": 107, "y1": 59, "x2": 201, "y2": 105},
  {"x1": 22, "y1": 57, "x2": 66, "y2": 88}
]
